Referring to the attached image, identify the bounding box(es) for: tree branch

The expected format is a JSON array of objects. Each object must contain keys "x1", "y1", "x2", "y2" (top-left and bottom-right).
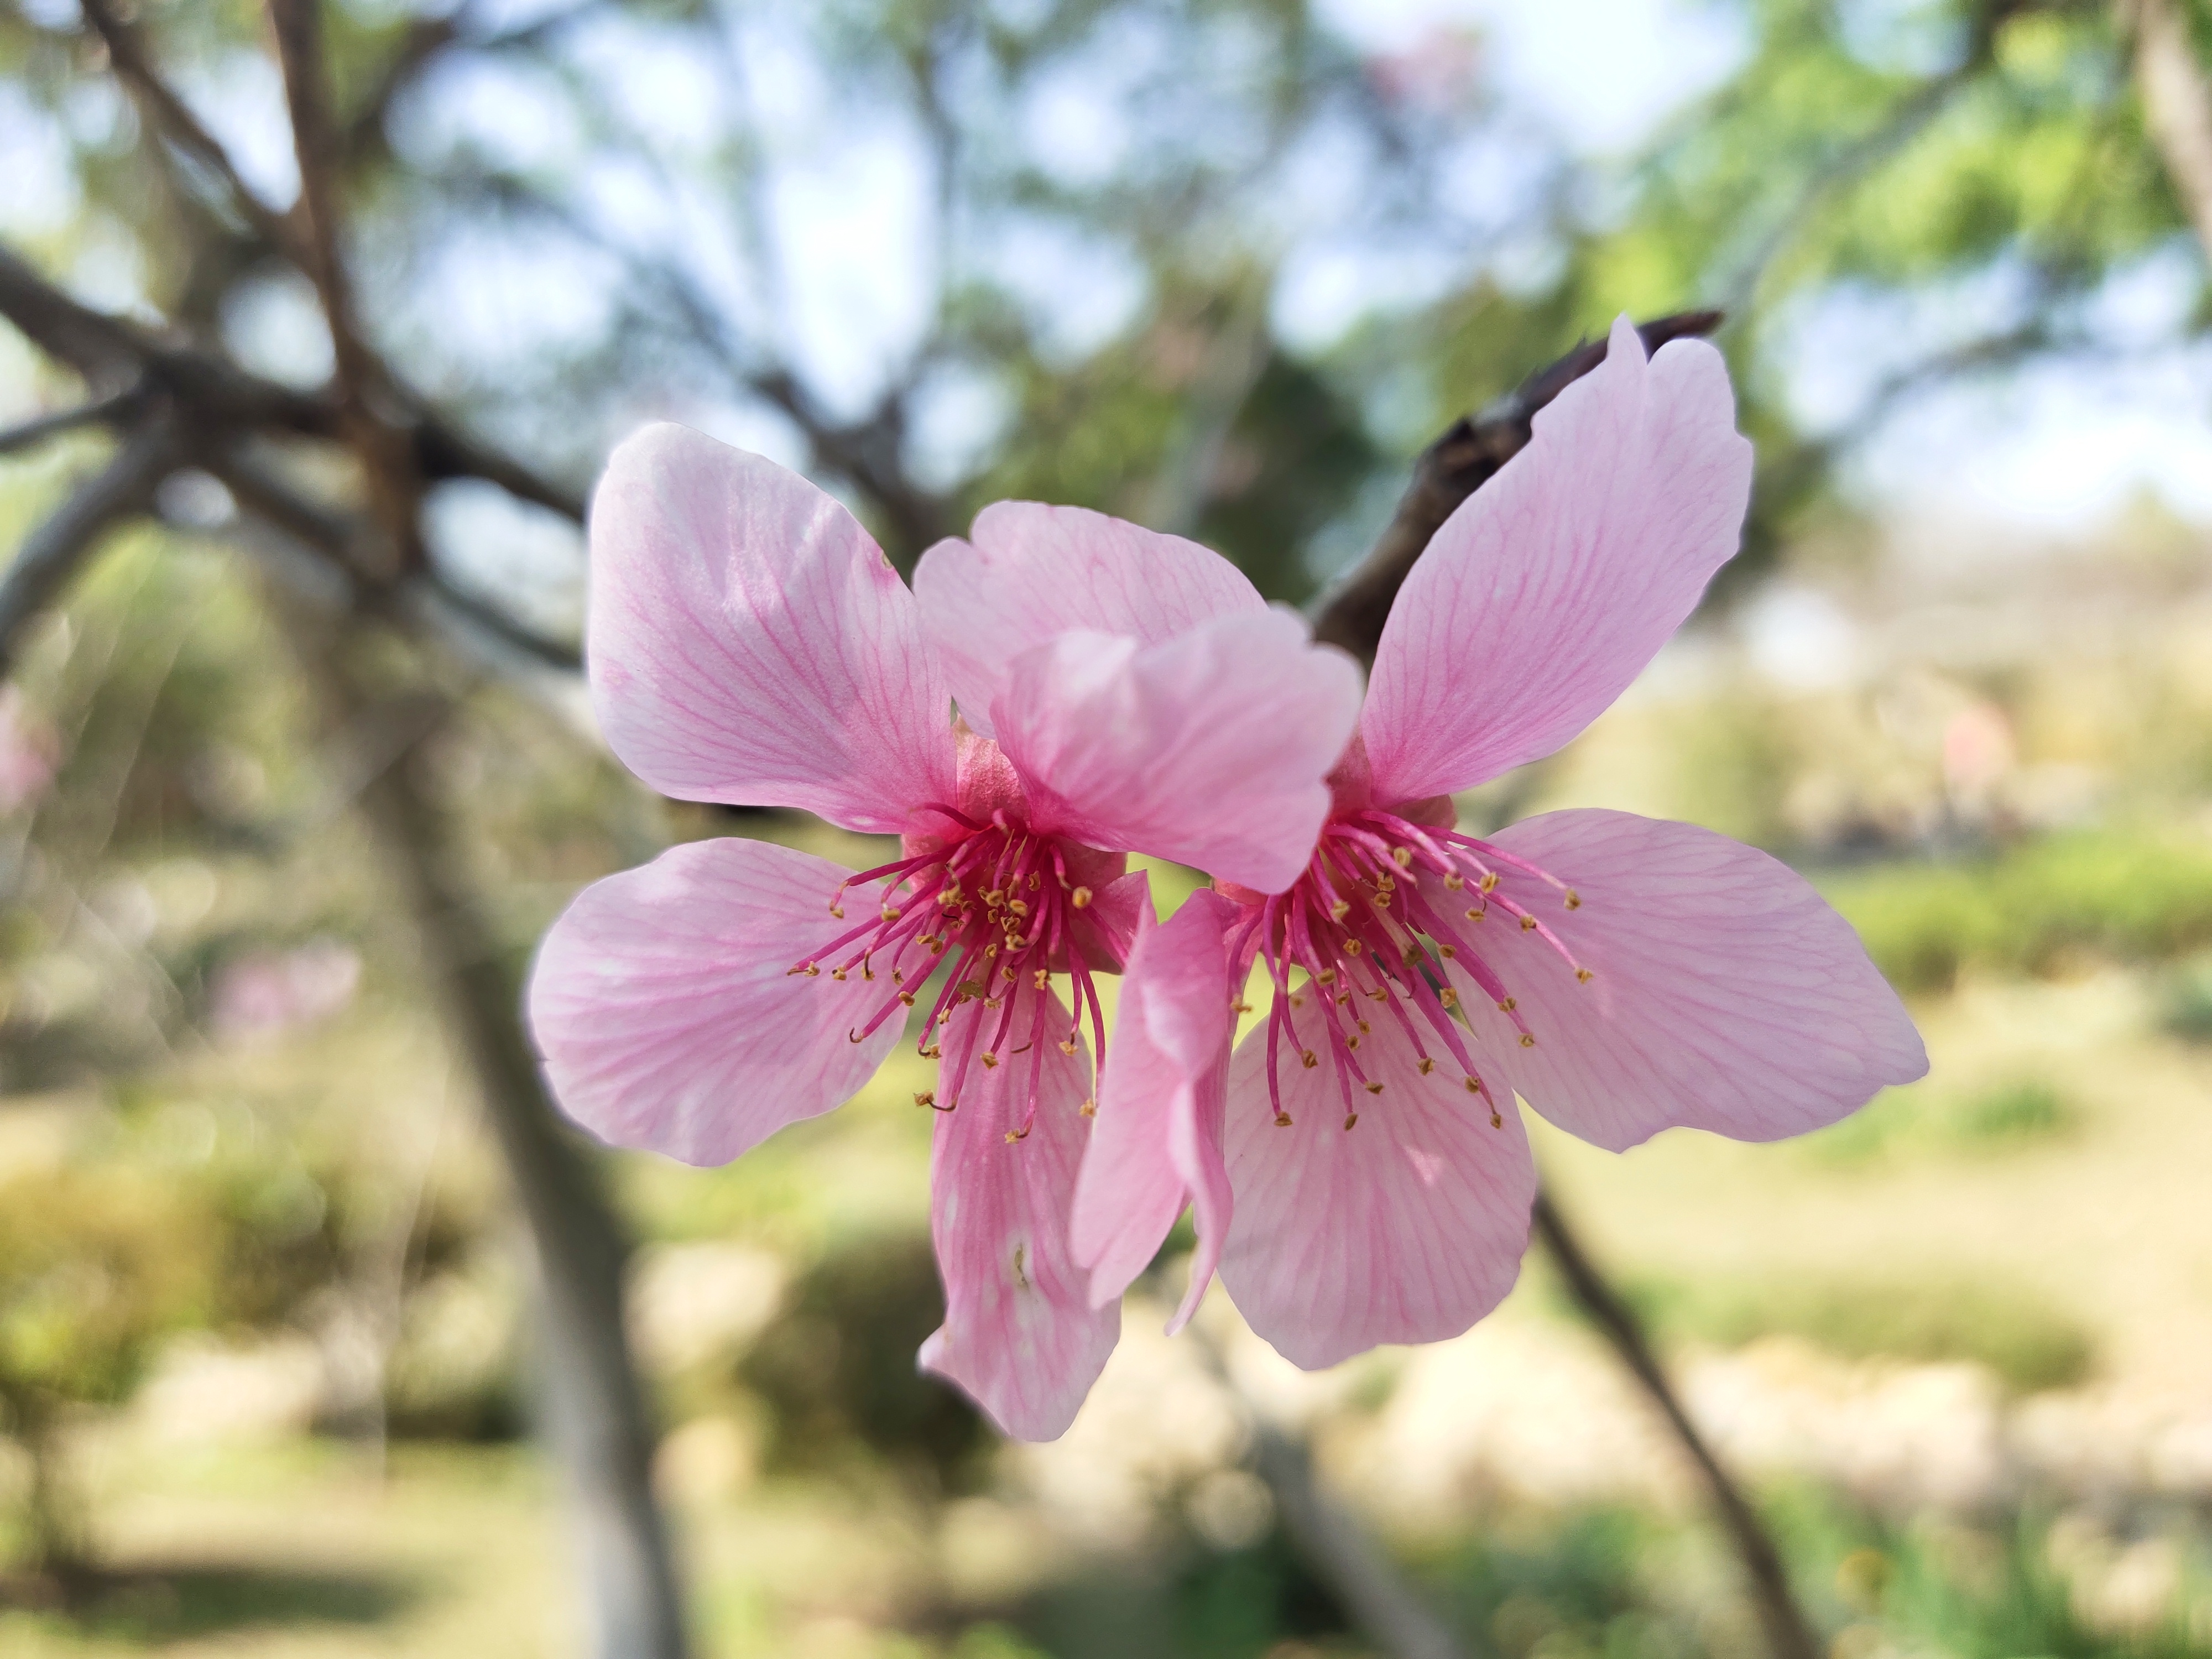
[
  {"x1": 0, "y1": 389, "x2": 144, "y2": 458},
  {"x1": 1308, "y1": 311, "x2": 1721, "y2": 663},
  {"x1": 0, "y1": 421, "x2": 182, "y2": 681},
  {"x1": 1533, "y1": 1194, "x2": 1820, "y2": 1659},
  {"x1": 2120, "y1": 0, "x2": 2212, "y2": 263}
]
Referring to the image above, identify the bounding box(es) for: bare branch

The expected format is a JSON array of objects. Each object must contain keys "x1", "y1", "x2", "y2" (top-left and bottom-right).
[
  {"x1": 0, "y1": 389, "x2": 144, "y2": 457},
  {"x1": 1533, "y1": 1192, "x2": 1822, "y2": 1659},
  {"x1": 77, "y1": 0, "x2": 301, "y2": 257},
  {"x1": 2120, "y1": 0, "x2": 2212, "y2": 263},
  {"x1": 0, "y1": 421, "x2": 182, "y2": 682},
  {"x1": 1307, "y1": 311, "x2": 1721, "y2": 662}
]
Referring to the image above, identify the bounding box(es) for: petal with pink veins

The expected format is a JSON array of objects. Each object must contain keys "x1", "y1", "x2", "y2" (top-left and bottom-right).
[
  {"x1": 1071, "y1": 891, "x2": 1239, "y2": 1329},
  {"x1": 528, "y1": 837, "x2": 904, "y2": 1166},
  {"x1": 913, "y1": 503, "x2": 1264, "y2": 737},
  {"x1": 1218, "y1": 1004, "x2": 1536, "y2": 1370},
  {"x1": 1447, "y1": 808, "x2": 1928, "y2": 1152},
  {"x1": 920, "y1": 984, "x2": 1120, "y2": 1441},
  {"x1": 1362, "y1": 317, "x2": 1754, "y2": 804},
  {"x1": 588, "y1": 424, "x2": 954, "y2": 833},
  {"x1": 992, "y1": 613, "x2": 1363, "y2": 894}
]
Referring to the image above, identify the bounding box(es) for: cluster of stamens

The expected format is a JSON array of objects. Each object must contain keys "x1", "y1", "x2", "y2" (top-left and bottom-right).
[
  {"x1": 788, "y1": 805, "x2": 1105, "y2": 1142},
  {"x1": 1229, "y1": 809, "x2": 1590, "y2": 1134}
]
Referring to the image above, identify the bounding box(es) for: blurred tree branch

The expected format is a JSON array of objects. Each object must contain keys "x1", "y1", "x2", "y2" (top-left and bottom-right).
[
  {"x1": 2119, "y1": 0, "x2": 2212, "y2": 261},
  {"x1": 0, "y1": 420, "x2": 183, "y2": 682}
]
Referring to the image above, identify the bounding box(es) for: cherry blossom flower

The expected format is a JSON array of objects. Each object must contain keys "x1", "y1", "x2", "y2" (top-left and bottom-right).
[
  {"x1": 527, "y1": 425, "x2": 1360, "y2": 1438},
  {"x1": 1072, "y1": 319, "x2": 1928, "y2": 1369}
]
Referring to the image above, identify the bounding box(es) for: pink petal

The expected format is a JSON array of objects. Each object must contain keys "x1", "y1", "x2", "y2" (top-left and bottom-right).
[
  {"x1": 1447, "y1": 809, "x2": 1928, "y2": 1152},
  {"x1": 1361, "y1": 317, "x2": 1754, "y2": 805},
  {"x1": 912, "y1": 502, "x2": 1265, "y2": 737},
  {"x1": 527, "y1": 837, "x2": 904, "y2": 1166},
  {"x1": 588, "y1": 424, "x2": 954, "y2": 833},
  {"x1": 1070, "y1": 891, "x2": 1238, "y2": 1328},
  {"x1": 920, "y1": 984, "x2": 1120, "y2": 1441},
  {"x1": 992, "y1": 613, "x2": 1363, "y2": 893},
  {"x1": 1217, "y1": 1009, "x2": 1536, "y2": 1370}
]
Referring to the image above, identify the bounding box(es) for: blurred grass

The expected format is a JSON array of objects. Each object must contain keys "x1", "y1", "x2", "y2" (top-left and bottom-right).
[
  {"x1": 1619, "y1": 1271, "x2": 2098, "y2": 1393},
  {"x1": 1821, "y1": 828, "x2": 2212, "y2": 993}
]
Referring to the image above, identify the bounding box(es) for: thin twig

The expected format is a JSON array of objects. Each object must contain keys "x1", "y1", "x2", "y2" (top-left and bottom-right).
[
  {"x1": 0, "y1": 421, "x2": 182, "y2": 681},
  {"x1": 267, "y1": 0, "x2": 424, "y2": 578},
  {"x1": 77, "y1": 0, "x2": 302, "y2": 255},
  {"x1": 1307, "y1": 311, "x2": 1721, "y2": 664},
  {"x1": 2119, "y1": 0, "x2": 2212, "y2": 263},
  {"x1": 0, "y1": 389, "x2": 144, "y2": 458},
  {"x1": 1532, "y1": 1194, "x2": 1820, "y2": 1659}
]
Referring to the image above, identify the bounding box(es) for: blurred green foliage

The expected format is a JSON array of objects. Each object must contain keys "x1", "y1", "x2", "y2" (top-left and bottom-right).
[{"x1": 1823, "y1": 828, "x2": 2212, "y2": 992}]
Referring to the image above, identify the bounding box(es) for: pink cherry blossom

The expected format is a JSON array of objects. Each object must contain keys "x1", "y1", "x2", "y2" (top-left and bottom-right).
[
  {"x1": 527, "y1": 425, "x2": 1361, "y2": 1439},
  {"x1": 1071, "y1": 317, "x2": 1929, "y2": 1370}
]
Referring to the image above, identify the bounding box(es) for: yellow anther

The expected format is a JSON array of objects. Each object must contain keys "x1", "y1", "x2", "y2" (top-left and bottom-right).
[
  {"x1": 1345, "y1": 1034, "x2": 1360, "y2": 1051},
  {"x1": 1364, "y1": 1080, "x2": 1384, "y2": 1095},
  {"x1": 1009, "y1": 900, "x2": 1030, "y2": 917},
  {"x1": 829, "y1": 904, "x2": 845, "y2": 919},
  {"x1": 983, "y1": 889, "x2": 1004, "y2": 906},
  {"x1": 985, "y1": 944, "x2": 1000, "y2": 959},
  {"x1": 1274, "y1": 1111, "x2": 1293, "y2": 1127},
  {"x1": 1496, "y1": 996, "x2": 1515, "y2": 1012},
  {"x1": 1004, "y1": 1123, "x2": 1030, "y2": 1142},
  {"x1": 1520, "y1": 914, "x2": 1538, "y2": 931},
  {"x1": 1289, "y1": 993, "x2": 1306, "y2": 1009},
  {"x1": 893, "y1": 969, "x2": 905, "y2": 984},
  {"x1": 1329, "y1": 899, "x2": 1351, "y2": 922},
  {"x1": 1058, "y1": 1038, "x2": 1078, "y2": 1056},
  {"x1": 881, "y1": 905, "x2": 901, "y2": 922},
  {"x1": 1344, "y1": 1112, "x2": 1360, "y2": 1130},
  {"x1": 1079, "y1": 1098, "x2": 1096, "y2": 1117},
  {"x1": 830, "y1": 968, "x2": 847, "y2": 982},
  {"x1": 1376, "y1": 875, "x2": 1396, "y2": 893},
  {"x1": 1443, "y1": 873, "x2": 1465, "y2": 891},
  {"x1": 1479, "y1": 872, "x2": 1500, "y2": 893},
  {"x1": 1438, "y1": 987, "x2": 1458, "y2": 1010},
  {"x1": 1563, "y1": 889, "x2": 1581, "y2": 910},
  {"x1": 1439, "y1": 945, "x2": 1457, "y2": 959},
  {"x1": 921, "y1": 1045, "x2": 942, "y2": 1059},
  {"x1": 862, "y1": 967, "x2": 875, "y2": 981},
  {"x1": 1316, "y1": 967, "x2": 1337, "y2": 985},
  {"x1": 1028, "y1": 873, "x2": 1040, "y2": 890},
  {"x1": 914, "y1": 1090, "x2": 936, "y2": 1109},
  {"x1": 1465, "y1": 907, "x2": 1486, "y2": 922},
  {"x1": 1489, "y1": 1107, "x2": 1504, "y2": 1128},
  {"x1": 1336, "y1": 993, "x2": 1351, "y2": 1007},
  {"x1": 1232, "y1": 999, "x2": 1253, "y2": 1014},
  {"x1": 1033, "y1": 968, "x2": 1050, "y2": 990},
  {"x1": 1300, "y1": 1050, "x2": 1318, "y2": 1069},
  {"x1": 899, "y1": 991, "x2": 916, "y2": 1006},
  {"x1": 1345, "y1": 939, "x2": 1364, "y2": 956},
  {"x1": 1366, "y1": 988, "x2": 1388, "y2": 1003},
  {"x1": 804, "y1": 963, "x2": 821, "y2": 976},
  {"x1": 958, "y1": 979, "x2": 985, "y2": 998},
  {"x1": 1374, "y1": 893, "x2": 1392, "y2": 910},
  {"x1": 984, "y1": 996, "x2": 1003, "y2": 1010},
  {"x1": 1519, "y1": 1033, "x2": 1536, "y2": 1047},
  {"x1": 1357, "y1": 1019, "x2": 1372, "y2": 1034},
  {"x1": 980, "y1": 1052, "x2": 1000, "y2": 1070},
  {"x1": 1390, "y1": 846, "x2": 1413, "y2": 869},
  {"x1": 1576, "y1": 967, "x2": 1594, "y2": 983},
  {"x1": 1071, "y1": 886, "x2": 1093, "y2": 909},
  {"x1": 1464, "y1": 1076, "x2": 1482, "y2": 1094},
  {"x1": 1417, "y1": 1057, "x2": 1436, "y2": 1075}
]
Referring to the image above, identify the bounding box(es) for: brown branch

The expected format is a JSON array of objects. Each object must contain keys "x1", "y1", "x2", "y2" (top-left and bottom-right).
[
  {"x1": 1533, "y1": 1193, "x2": 1820, "y2": 1659},
  {"x1": 2120, "y1": 0, "x2": 2212, "y2": 263},
  {"x1": 1308, "y1": 311, "x2": 1722, "y2": 663},
  {"x1": 0, "y1": 421, "x2": 182, "y2": 682},
  {"x1": 77, "y1": 0, "x2": 301, "y2": 257},
  {"x1": 267, "y1": 0, "x2": 424, "y2": 579},
  {"x1": 0, "y1": 389, "x2": 144, "y2": 457}
]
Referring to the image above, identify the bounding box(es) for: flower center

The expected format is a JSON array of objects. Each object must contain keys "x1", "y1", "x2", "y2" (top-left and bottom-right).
[
  {"x1": 1228, "y1": 808, "x2": 1589, "y2": 1133},
  {"x1": 789, "y1": 804, "x2": 1108, "y2": 1136}
]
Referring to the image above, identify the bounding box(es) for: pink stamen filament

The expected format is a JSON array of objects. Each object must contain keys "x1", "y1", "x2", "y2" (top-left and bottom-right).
[{"x1": 1235, "y1": 813, "x2": 1589, "y2": 1130}]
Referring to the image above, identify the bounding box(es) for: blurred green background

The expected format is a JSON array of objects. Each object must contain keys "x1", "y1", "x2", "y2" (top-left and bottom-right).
[{"x1": 3, "y1": 0, "x2": 2212, "y2": 1655}]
